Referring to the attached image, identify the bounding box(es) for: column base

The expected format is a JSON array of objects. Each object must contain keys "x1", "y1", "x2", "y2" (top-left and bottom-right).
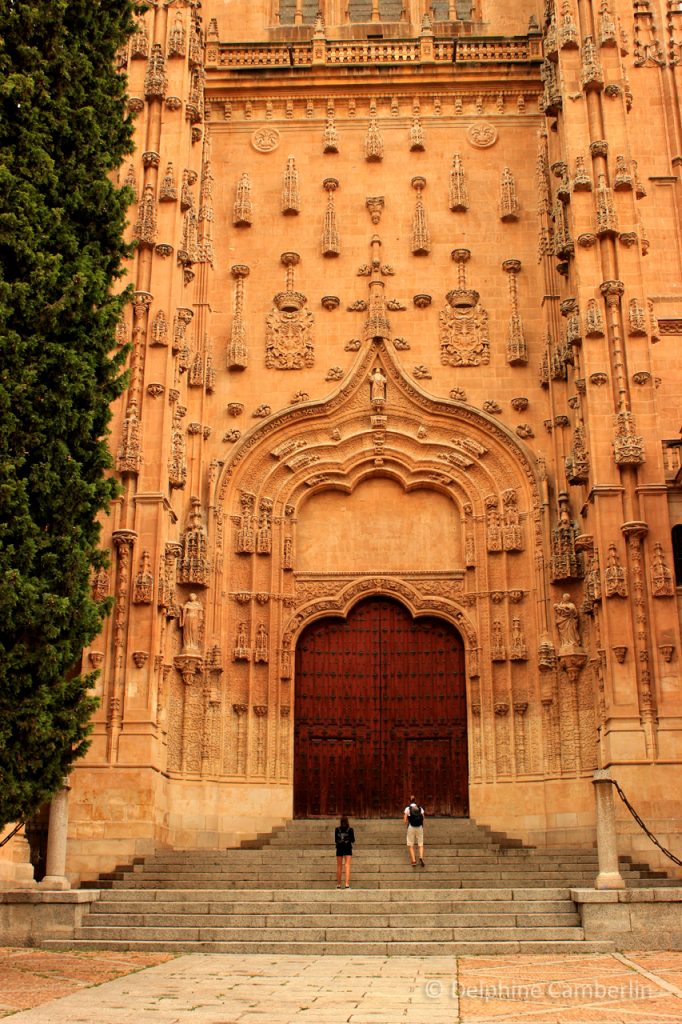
[
  {"x1": 40, "y1": 875, "x2": 71, "y2": 891},
  {"x1": 594, "y1": 870, "x2": 625, "y2": 890}
]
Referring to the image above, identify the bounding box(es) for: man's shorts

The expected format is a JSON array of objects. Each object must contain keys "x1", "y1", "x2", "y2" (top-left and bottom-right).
[{"x1": 406, "y1": 825, "x2": 424, "y2": 847}]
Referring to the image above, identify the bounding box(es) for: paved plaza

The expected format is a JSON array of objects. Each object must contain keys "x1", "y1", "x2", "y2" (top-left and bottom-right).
[{"x1": 0, "y1": 949, "x2": 681, "y2": 1023}]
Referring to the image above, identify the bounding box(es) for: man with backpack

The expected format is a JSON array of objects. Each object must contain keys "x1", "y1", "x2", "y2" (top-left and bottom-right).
[{"x1": 404, "y1": 796, "x2": 425, "y2": 867}]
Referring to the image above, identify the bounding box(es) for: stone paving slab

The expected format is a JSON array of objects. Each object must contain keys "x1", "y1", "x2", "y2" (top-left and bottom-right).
[
  {"x1": 1, "y1": 949, "x2": 681, "y2": 1023},
  {"x1": 0, "y1": 948, "x2": 173, "y2": 1018}
]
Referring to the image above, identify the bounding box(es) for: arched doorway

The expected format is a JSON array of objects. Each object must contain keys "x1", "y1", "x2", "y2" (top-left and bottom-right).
[{"x1": 294, "y1": 597, "x2": 468, "y2": 817}]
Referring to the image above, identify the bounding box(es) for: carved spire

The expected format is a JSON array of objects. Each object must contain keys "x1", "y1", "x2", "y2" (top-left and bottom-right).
[
  {"x1": 502, "y1": 260, "x2": 527, "y2": 365},
  {"x1": 449, "y1": 153, "x2": 469, "y2": 212},
  {"x1": 598, "y1": 0, "x2": 617, "y2": 47},
  {"x1": 411, "y1": 176, "x2": 430, "y2": 256},
  {"x1": 584, "y1": 298, "x2": 604, "y2": 337},
  {"x1": 500, "y1": 167, "x2": 520, "y2": 222},
  {"x1": 179, "y1": 497, "x2": 210, "y2": 587},
  {"x1": 144, "y1": 43, "x2": 167, "y2": 99},
  {"x1": 135, "y1": 183, "x2": 157, "y2": 247},
  {"x1": 323, "y1": 101, "x2": 339, "y2": 153},
  {"x1": 551, "y1": 495, "x2": 584, "y2": 581},
  {"x1": 159, "y1": 161, "x2": 177, "y2": 202},
  {"x1": 227, "y1": 265, "x2": 249, "y2": 370},
  {"x1": 123, "y1": 163, "x2": 138, "y2": 203},
  {"x1": 596, "y1": 173, "x2": 618, "y2": 236},
  {"x1": 198, "y1": 133, "x2": 214, "y2": 265},
  {"x1": 321, "y1": 178, "x2": 340, "y2": 257},
  {"x1": 365, "y1": 104, "x2": 384, "y2": 162},
  {"x1": 168, "y1": 406, "x2": 187, "y2": 490},
  {"x1": 409, "y1": 114, "x2": 425, "y2": 152},
  {"x1": 167, "y1": 11, "x2": 187, "y2": 57},
  {"x1": 651, "y1": 542, "x2": 675, "y2": 597},
  {"x1": 281, "y1": 155, "x2": 300, "y2": 215},
  {"x1": 581, "y1": 35, "x2": 604, "y2": 91},
  {"x1": 559, "y1": 0, "x2": 578, "y2": 48},
  {"x1": 604, "y1": 543, "x2": 628, "y2": 597},
  {"x1": 233, "y1": 172, "x2": 253, "y2": 227}
]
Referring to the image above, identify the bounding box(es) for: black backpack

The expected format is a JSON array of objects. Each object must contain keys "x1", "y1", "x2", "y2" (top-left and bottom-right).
[
  {"x1": 408, "y1": 806, "x2": 423, "y2": 827},
  {"x1": 337, "y1": 828, "x2": 350, "y2": 845}
]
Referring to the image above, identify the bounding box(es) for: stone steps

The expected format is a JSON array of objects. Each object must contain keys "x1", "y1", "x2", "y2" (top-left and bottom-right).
[
  {"x1": 63, "y1": 817, "x2": 676, "y2": 954},
  {"x1": 45, "y1": 939, "x2": 616, "y2": 955}
]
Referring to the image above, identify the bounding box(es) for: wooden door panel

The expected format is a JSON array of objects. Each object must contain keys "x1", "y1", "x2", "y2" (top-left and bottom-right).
[{"x1": 294, "y1": 597, "x2": 467, "y2": 818}]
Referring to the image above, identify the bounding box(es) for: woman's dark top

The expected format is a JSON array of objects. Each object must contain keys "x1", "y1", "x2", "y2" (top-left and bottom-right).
[{"x1": 334, "y1": 825, "x2": 355, "y2": 856}]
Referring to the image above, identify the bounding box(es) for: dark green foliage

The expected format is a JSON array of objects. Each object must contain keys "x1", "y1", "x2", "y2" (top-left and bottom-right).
[{"x1": 0, "y1": 0, "x2": 137, "y2": 827}]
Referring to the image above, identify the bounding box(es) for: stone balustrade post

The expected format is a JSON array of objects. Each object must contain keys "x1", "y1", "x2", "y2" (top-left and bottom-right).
[
  {"x1": 592, "y1": 768, "x2": 625, "y2": 890},
  {"x1": 40, "y1": 784, "x2": 71, "y2": 890}
]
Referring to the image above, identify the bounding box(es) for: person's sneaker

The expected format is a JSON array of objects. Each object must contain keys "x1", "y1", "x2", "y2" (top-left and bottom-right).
[
  {"x1": 419, "y1": 857, "x2": 425, "y2": 867},
  {"x1": 345, "y1": 884, "x2": 351, "y2": 889},
  {"x1": 336, "y1": 884, "x2": 341, "y2": 889},
  {"x1": 411, "y1": 861, "x2": 417, "y2": 868}
]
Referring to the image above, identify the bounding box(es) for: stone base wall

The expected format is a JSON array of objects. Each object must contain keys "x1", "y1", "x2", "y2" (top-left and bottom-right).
[
  {"x1": 573, "y1": 889, "x2": 682, "y2": 950},
  {"x1": 471, "y1": 767, "x2": 682, "y2": 880},
  {"x1": 0, "y1": 891, "x2": 99, "y2": 945},
  {"x1": 68, "y1": 765, "x2": 290, "y2": 884},
  {"x1": 0, "y1": 827, "x2": 36, "y2": 891}
]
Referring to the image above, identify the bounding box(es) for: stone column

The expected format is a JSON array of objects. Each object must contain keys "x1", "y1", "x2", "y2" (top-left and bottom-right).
[
  {"x1": 592, "y1": 769, "x2": 625, "y2": 890},
  {"x1": 40, "y1": 784, "x2": 71, "y2": 890}
]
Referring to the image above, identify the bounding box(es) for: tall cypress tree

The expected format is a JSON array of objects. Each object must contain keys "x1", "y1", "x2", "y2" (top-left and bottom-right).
[{"x1": 0, "y1": 0, "x2": 136, "y2": 828}]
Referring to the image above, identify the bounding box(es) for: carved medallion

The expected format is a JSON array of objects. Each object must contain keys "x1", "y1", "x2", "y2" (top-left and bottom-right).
[
  {"x1": 467, "y1": 122, "x2": 498, "y2": 149},
  {"x1": 251, "y1": 127, "x2": 281, "y2": 153}
]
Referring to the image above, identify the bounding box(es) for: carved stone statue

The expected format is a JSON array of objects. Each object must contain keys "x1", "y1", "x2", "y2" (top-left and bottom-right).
[
  {"x1": 179, "y1": 592, "x2": 203, "y2": 652},
  {"x1": 554, "y1": 592, "x2": 581, "y2": 650},
  {"x1": 369, "y1": 366, "x2": 387, "y2": 403}
]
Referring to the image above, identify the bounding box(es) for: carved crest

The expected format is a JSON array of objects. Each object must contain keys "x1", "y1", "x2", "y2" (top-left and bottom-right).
[
  {"x1": 265, "y1": 304, "x2": 315, "y2": 370},
  {"x1": 439, "y1": 292, "x2": 490, "y2": 367}
]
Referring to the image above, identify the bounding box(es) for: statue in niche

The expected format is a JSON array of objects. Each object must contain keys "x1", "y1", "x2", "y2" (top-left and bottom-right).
[
  {"x1": 179, "y1": 592, "x2": 203, "y2": 652},
  {"x1": 554, "y1": 592, "x2": 582, "y2": 651},
  {"x1": 369, "y1": 366, "x2": 387, "y2": 403}
]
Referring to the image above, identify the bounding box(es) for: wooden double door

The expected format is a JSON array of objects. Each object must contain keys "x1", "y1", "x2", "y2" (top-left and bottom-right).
[{"x1": 294, "y1": 597, "x2": 468, "y2": 818}]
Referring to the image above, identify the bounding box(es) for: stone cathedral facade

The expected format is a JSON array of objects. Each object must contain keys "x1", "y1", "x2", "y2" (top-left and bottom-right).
[{"x1": 52, "y1": 0, "x2": 682, "y2": 882}]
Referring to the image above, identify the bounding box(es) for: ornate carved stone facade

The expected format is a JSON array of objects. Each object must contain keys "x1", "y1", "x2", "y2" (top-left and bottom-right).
[{"x1": 64, "y1": 0, "x2": 682, "y2": 883}]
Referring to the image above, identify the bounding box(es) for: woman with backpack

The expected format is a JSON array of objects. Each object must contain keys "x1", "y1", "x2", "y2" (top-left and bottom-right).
[
  {"x1": 404, "y1": 796, "x2": 425, "y2": 867},
  {"x1": 334, "y1": 815, "x2": 355, "y2": 889}
]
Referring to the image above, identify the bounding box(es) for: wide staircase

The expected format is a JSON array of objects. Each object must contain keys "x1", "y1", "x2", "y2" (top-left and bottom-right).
[{"x1": 50, "y1": 818, "x2": 674, "y2": 954}]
